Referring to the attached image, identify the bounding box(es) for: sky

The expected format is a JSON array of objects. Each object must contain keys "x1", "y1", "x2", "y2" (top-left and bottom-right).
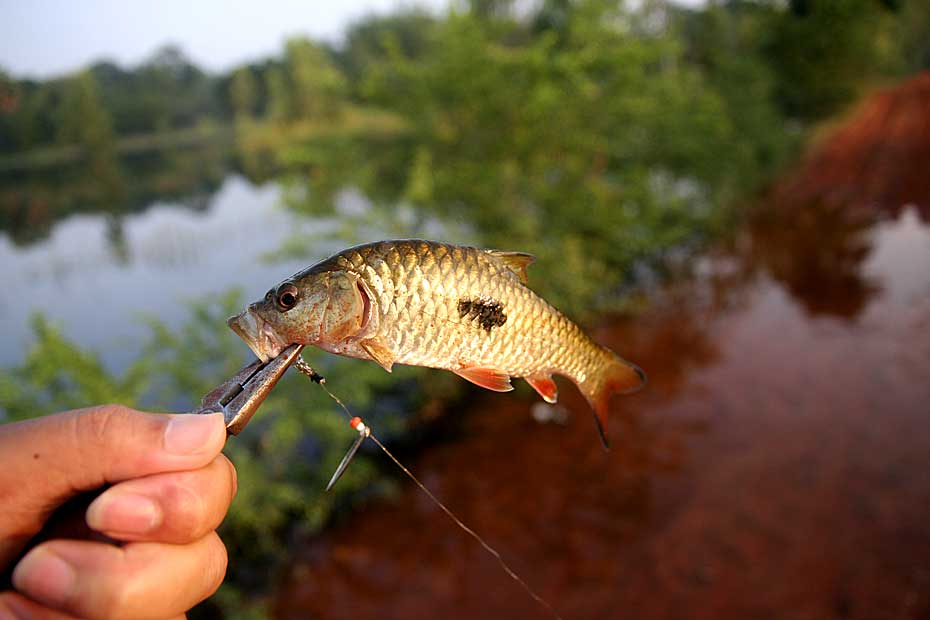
[{"x1": 0, "y1": 0, "x2": 449, "y2": 79}]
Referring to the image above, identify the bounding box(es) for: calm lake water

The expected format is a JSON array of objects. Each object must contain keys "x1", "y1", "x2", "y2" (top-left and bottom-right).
[
  {"x1": 0, "y1": 176, "x2": 335, "y2": 370},
  {"x1": 274, "y1": 206, "x2": 930, "y2": 619}
]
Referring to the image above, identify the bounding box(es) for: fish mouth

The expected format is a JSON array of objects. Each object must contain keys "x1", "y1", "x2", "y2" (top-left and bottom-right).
[{"x1": 227, "y1": 308, "x2": 289, "y2": 362}]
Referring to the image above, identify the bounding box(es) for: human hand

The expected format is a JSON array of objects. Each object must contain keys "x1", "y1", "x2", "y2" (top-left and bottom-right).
[{"x1": 0, "y1": 405, "x2": 236, "y2": 619}]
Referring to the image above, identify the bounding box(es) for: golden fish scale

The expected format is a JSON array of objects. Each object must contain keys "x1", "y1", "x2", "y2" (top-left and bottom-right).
[{"x1": 328, "y1": 240, "x2": 611, "y2": 384}]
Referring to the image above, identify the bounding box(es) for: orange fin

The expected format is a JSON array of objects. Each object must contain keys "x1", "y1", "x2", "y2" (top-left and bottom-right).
[
  {"x1": 453, "y1": 367, "x2": 514, "y2": 392},
  {"x1": 485, "y1": 250, "x2": 535, "y2": 284},
  {"x1": 580, "y1": 353, "x2": 646, "y2": 450},
  {"x1": 360, "y1": 338, "x2": 395, "y2": 372},
  {"x1": 525, "y1": 374, "x2": 558, "y2": 403}
]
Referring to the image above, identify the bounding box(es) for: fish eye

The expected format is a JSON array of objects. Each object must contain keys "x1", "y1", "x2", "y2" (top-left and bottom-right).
[{"x1": 276, "y1": 284, "x2": 299, "y2": 311}]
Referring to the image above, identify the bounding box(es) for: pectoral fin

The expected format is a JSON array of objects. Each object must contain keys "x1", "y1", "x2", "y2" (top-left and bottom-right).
[
  {"x1": 360, "y1": 338, "x2": 396, "y2": 372},
  {"x1": 453, "y1": 366, "x2": 514, "y2": 392},
  {"x1": 525, "y1": 373, "x2": 558, "y2": 403}
]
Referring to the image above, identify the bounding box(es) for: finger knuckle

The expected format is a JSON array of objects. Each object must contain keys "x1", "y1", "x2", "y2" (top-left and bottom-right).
[
  {"x1": 0, "y1": 592, "x2": 36, "y2": 619},
  {"x1": 164, "y1": 483, "x2": 208, "y2": 540},
  {"x1": 97, "y1": 574, "x2": 135, "y2": 620},
  {"x1": 74, "y1": 405, "x2": 133, "y2": 449},
  {"x1": 204, "y1": 534, "x2": 229, "y2": 595},
  {"x1": 65, "y1": 406, "x2": 135, "y2": 488},
  {"x1": 220, "y1": 454, "x2": 238, "y2": 499}
]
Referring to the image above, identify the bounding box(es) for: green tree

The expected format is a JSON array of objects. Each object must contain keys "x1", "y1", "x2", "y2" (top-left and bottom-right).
[
  {"x1": 0, "y1": 69, "x2": 19, "y2": 152},
  {"x1": 230, "y1": 66, "x2": 258, "y2": 121},
  {"x1": 292, "y1": 0, "x2": 748, "y2": 312},
  {"x1": 264, "y1": 64, "x2": 291, "y2": 122},
  {"x1": 338, "y1": 10, "x2": 436, "y2": 89},
  {"x1": 285, "y1": 37, "x2": 347, "y2": 121},
  {"x1": 1, "y1": 79, "x2": 61, "y2": 152},
  {"x1": 765, "y1": 0, "x2": 899, "y2": 120},
  {"x1": 469, "y1": 0, "x2": 517, "y2": 20},
  {"x1": 677, "y1": 1, "x2": 796, "y2": 187},
  {"x1": 100, "y1": 46, "x2": 218, "y2": 134},
  {"x1": 893, "y1": 0, "x2": 930, "y2": 72},
  {"x1": 57, "y1": 71, "x2": 115, "y2": 149},
  {"x1": 56, "y1": 71, "x2": 123, "y2": 201}
]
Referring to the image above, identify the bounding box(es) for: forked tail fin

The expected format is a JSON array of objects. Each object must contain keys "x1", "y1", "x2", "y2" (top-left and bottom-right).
[{"x1": 579, "y1": 348, "x2": 646, "y2": 449}]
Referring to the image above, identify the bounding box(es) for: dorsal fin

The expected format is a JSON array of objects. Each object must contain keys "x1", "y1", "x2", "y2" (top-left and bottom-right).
[{"x1": 485, "y1": 250, "x2": 535, "y2": 284}]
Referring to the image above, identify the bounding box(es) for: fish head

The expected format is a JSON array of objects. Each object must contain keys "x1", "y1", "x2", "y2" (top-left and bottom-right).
[{"x1": 228, "y1": 269, "x2": 376, "y2": 361}]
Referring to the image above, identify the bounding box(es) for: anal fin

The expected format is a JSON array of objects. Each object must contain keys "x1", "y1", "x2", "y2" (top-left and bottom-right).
[
  {"x1": 525, "y1": 374, "x2": 558, "y2": 403},
  {"x1": 453, "y1": 366, "x2": 514, "y2": 392},
  {"x1": 360, "y1": 338, "x2": 396, "y2": 372}
]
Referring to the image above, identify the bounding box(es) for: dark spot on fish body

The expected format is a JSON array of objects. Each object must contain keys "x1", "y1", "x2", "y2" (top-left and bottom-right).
[{"x1": 458, "y1": 297, "x2": 507, "y2": 332}]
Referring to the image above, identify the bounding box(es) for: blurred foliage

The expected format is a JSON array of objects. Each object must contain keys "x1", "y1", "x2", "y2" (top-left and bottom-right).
[
  {"x1": 283, "y1": 38, "x2": 348, "y2": 122},
  {"x1": 336, "y1": 9, "x2": 436, "y2": 89},
  {"x1": 277, "y1": 1, "x2": 791, "y2": 315},
  {"x1": 0, "y1": 315, "x2": 151, "y2": 413},
  {"x1": 764, "y1": 0, "x2": 903, "y2": 120},
  {"x1": 230, "y1": 66, "x2": 259, "y2": 123}
]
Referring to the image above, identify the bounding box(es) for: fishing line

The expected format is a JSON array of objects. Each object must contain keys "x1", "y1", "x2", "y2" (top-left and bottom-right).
[{"x1": 294, "y1": 357, "x2": 563, "y2": 620}]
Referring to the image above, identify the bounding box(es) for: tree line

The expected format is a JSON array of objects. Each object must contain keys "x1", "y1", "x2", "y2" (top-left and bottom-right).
[{"x1": 0, "y1": 0, "x2": 926, "y2": 159}]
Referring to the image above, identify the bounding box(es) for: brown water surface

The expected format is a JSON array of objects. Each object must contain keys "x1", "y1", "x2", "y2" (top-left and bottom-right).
[{"x1": 275, "y1": 204, "x2": 930, "y2": 620}]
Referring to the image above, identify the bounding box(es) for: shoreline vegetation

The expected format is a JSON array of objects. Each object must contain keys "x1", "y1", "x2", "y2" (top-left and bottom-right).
[
  {"x1": 0, "y1": 123, "x2": 232, "y2": 172},
  {"x1": 0, "y1": 105, "x2": 409, "y2": 173}
]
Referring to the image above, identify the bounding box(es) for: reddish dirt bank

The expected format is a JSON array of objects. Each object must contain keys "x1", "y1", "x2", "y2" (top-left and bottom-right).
[
  {"x1": 775, "y1": 72, "x2": 930, "y2": 217},
  {"x1": 272, "y1": 202, "x2": 930, "y2": 619}
]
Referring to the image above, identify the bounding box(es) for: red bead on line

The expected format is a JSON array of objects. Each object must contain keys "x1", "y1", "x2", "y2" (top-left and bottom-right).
[{"x1": 350, "y1": 416, "x2": 363, "y2": 430}]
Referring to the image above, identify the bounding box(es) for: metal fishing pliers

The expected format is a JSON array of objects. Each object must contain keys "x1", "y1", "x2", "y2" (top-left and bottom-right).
[{"x1": 194, "y1": 343, "x2": 306, "y2": 434}]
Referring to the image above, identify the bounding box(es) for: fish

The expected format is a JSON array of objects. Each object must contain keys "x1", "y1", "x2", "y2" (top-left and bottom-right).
[{"x1": 228, "y1": 239, "x2": 645, "y2": 446}]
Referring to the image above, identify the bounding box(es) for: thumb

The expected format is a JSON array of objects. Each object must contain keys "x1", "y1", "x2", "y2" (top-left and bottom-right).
[{"x1": 0, "y1": 405, "x2": 225, "y2": 565}]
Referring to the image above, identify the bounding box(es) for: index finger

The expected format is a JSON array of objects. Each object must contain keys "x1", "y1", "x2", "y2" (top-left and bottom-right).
[{"x1": 1, "y1": 406, "x2": 226, "y2": 496}]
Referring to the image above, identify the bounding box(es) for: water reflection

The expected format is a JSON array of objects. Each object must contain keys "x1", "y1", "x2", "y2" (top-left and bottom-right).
[
  {"x1": 0, "y1": 142, "x2": 231, "y2": 247},
  {"x1": 746, "y1": 201, "x2": 880, "y2": 319},
  {"x1": 0, "y1": 175, "x2": 319, "y2": 370},
  {"x1": 274, "y1": 203, "x2": 930, "y2": 619}
]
